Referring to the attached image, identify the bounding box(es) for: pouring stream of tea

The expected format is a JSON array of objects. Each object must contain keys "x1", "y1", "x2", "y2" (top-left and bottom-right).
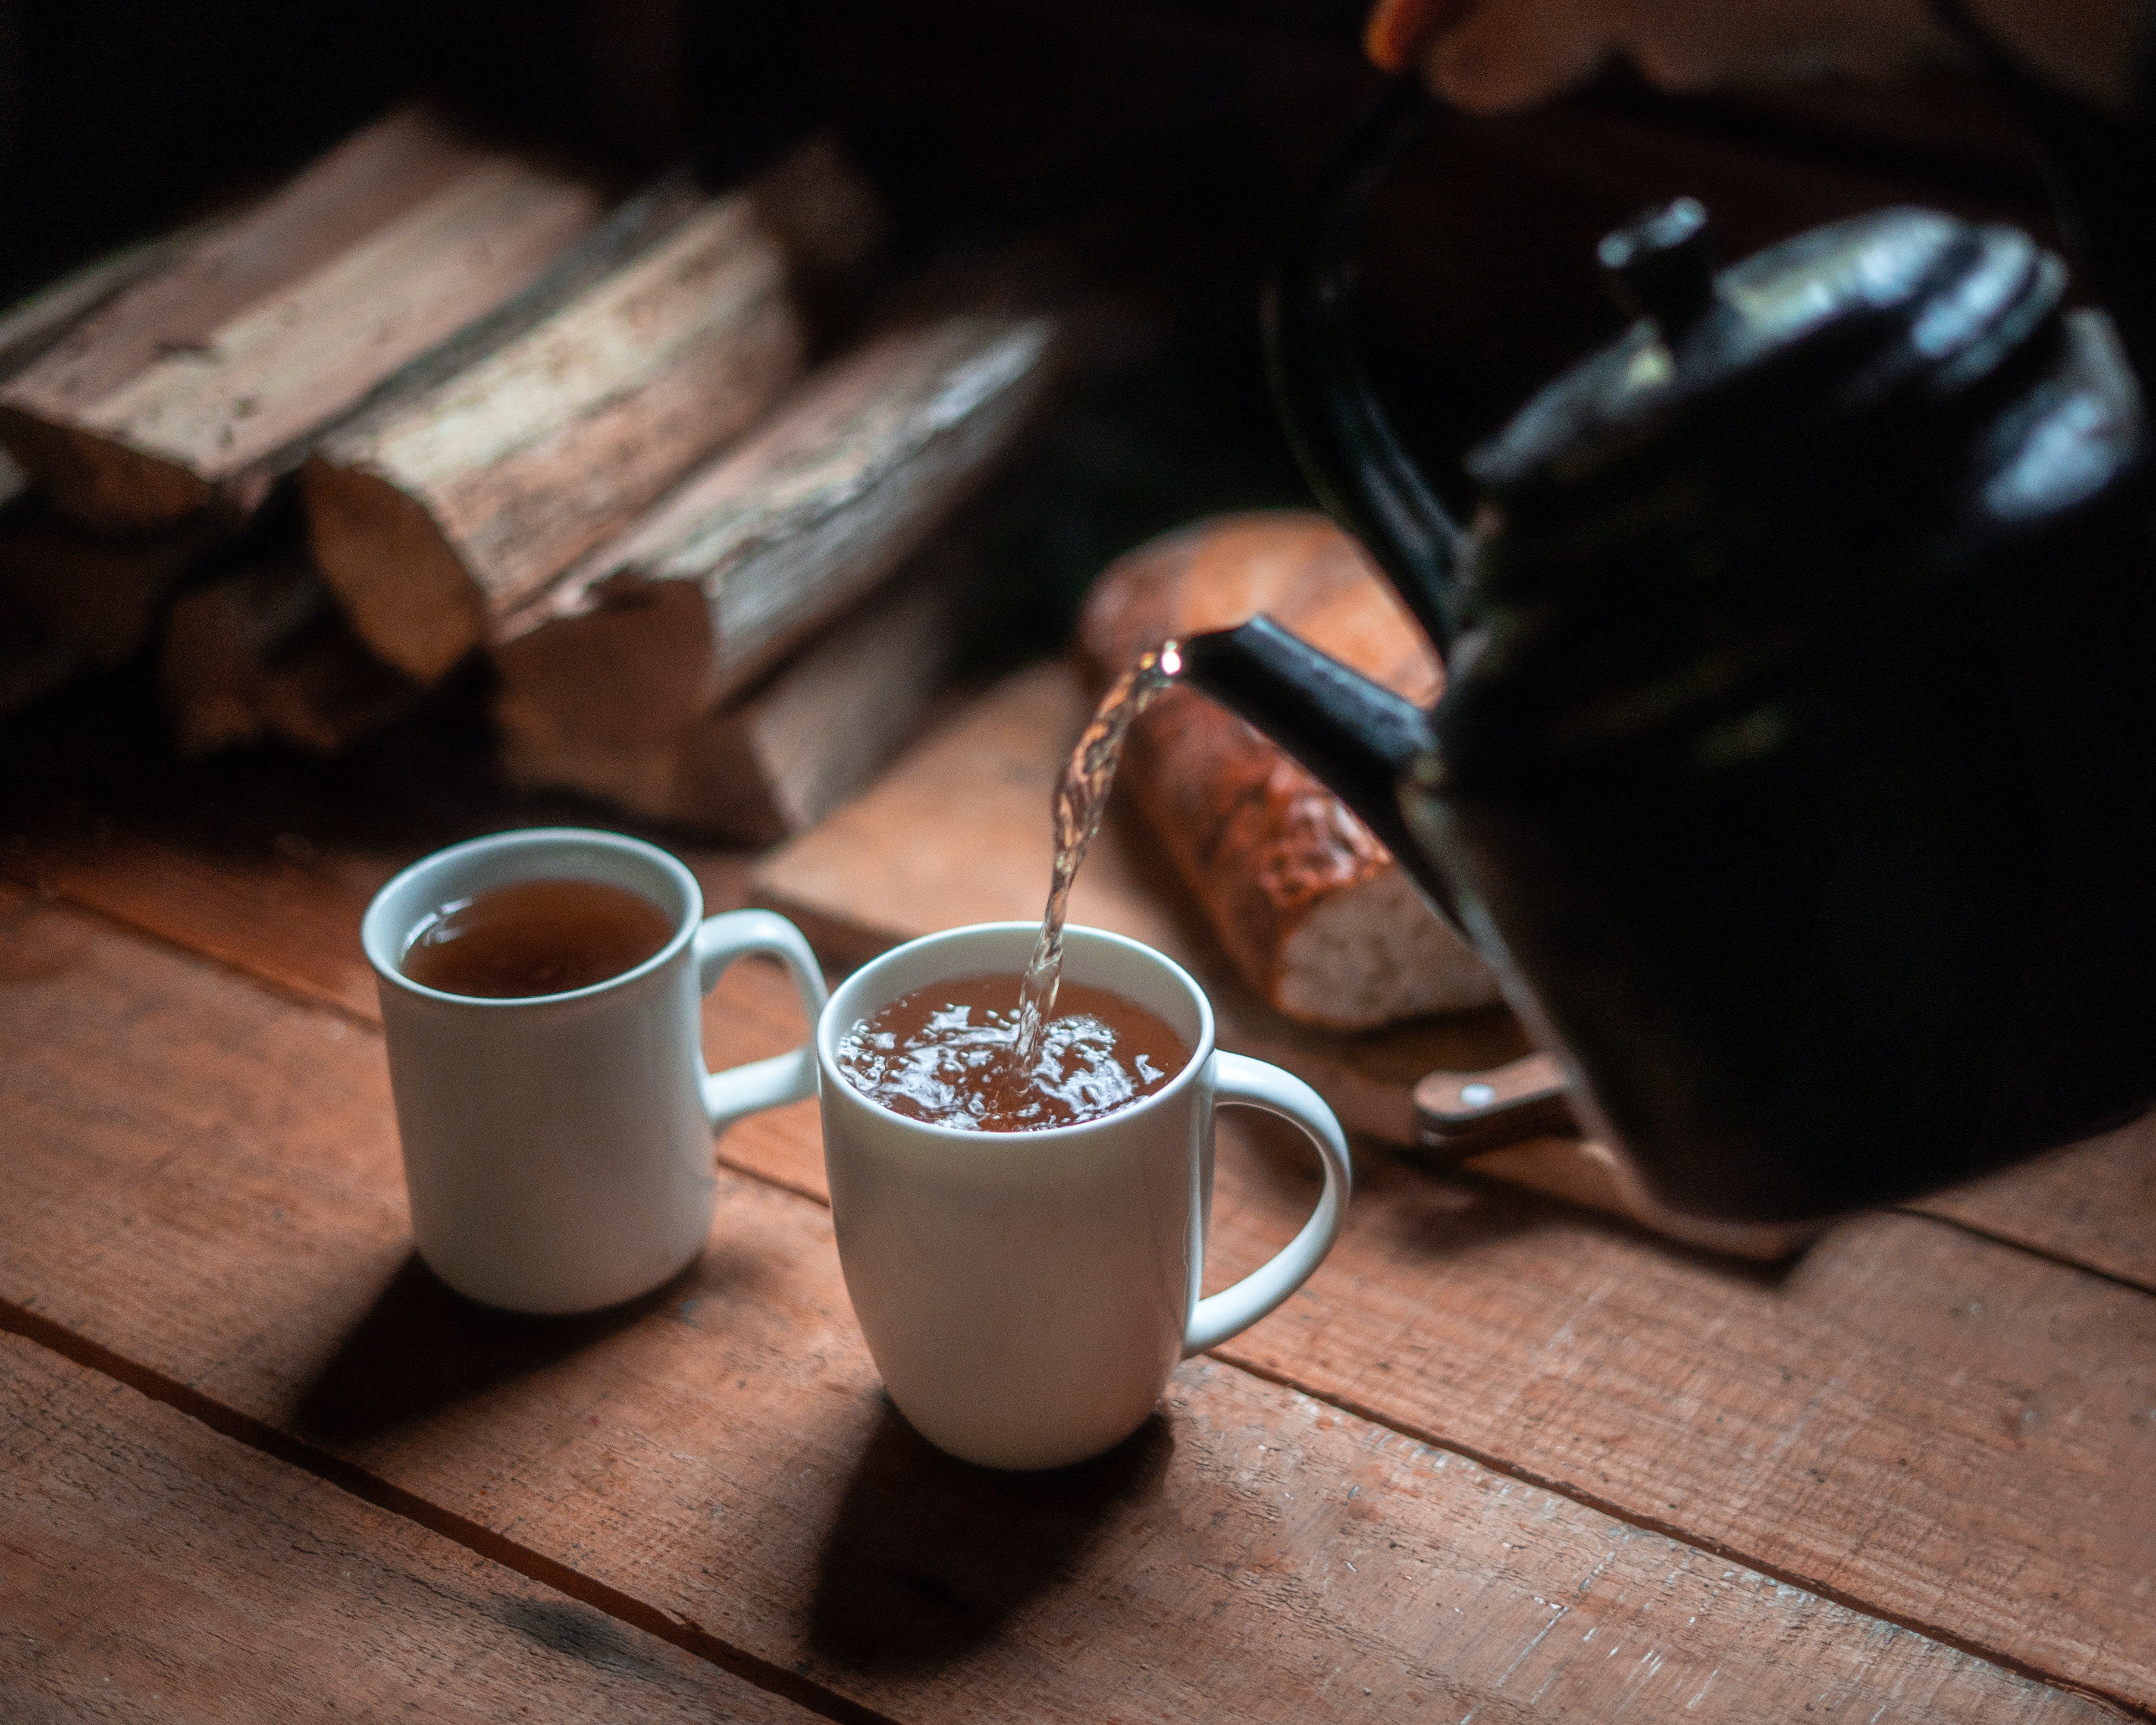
[{"x1": 1015, "y1": 642, "x2": 1182, "y2": 1067}]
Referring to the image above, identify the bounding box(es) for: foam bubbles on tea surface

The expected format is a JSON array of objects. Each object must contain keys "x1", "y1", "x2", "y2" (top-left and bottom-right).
[{"x1": 837, "y1": 973, "x2": 1187, "y2": 1132}]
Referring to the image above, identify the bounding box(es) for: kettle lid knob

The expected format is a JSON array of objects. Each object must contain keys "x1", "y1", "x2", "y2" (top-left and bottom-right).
[{"x1": 1598, "y1": 199, "x2": 1719, "y2": 339}]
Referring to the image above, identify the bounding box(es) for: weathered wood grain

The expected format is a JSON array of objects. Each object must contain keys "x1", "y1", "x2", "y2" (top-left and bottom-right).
[
  {"x1": 698, "y1": 961, "x2": 2156, "y2": 1706},
  {"x1": 1, "y1": 829, "x2": 387, "y2": 1016},
  {"x1": 0, "y1": 215, "x2": 239, "y2": 514},
  {"x1": 0, "y1": 211, "x2": 248, "y2": 395},
  {"x1": 34, "y1": 790, "x2": 2129, "y2": 1706},
  {"x1": 0, "y1": 824, "x2": 765, "y2": 1027},
  {"x1": 490, "y1": 310, "x2": 1062, "y2": 772},
  {"x1": 499, "y1": 552, "x2": 964, "y2": 844},
  {"x1": 17, "y1": 786, "x2": 2141, "y2": 1290},
  {"x1": 0, "y1": 217, "x2": 246, "y2": 658},
  {"x1": 0, "y1": 1333, "x2": 814, "y2": 1725},
  {"x1": 303, "y1": 141, "x2": 878, "y2": 686},
  {"x1": 0, "y1": 108, "x2": 607, "y2": 533},
  {"x1": 1200, "y1": 1150, "x2": 2156, "y2": 1708},
  {"x1": 0, "y1": 884, "x2": 2119, "y2": 1723},
  {"x1": 1910, "y1": 1109, "x2": 2156, "y2": 1294}
]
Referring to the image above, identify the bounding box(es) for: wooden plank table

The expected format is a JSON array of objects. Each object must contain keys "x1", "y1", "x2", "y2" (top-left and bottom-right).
[{"x1": 1, "y1": 673, "x2": 2151, "y2": 1723}]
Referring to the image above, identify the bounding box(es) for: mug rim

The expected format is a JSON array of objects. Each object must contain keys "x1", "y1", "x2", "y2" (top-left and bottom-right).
[
  {"x1": 816, "y1": 920, "x2": 1218, "y2": 1145},
  {"x1": 362, "y1": 827, "x2": 703, "y2": 1010}
]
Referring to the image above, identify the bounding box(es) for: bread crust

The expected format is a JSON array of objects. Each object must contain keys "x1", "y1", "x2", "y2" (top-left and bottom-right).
[{"x1": 1078, "y1": 511, "x2": 1495, "y2": 1027}]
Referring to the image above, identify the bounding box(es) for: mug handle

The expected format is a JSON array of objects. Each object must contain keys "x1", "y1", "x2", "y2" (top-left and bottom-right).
[
  {"x1": 1183, "y1": 1051, "x2": 1354, "y2": 1357},
  {"x1": 692, "y1": 910, "x2": 830, "y2": 1131}
]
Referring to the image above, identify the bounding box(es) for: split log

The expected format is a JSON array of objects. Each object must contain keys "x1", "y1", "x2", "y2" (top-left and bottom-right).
[
  {"x1": 498, "y1": 553, "x2": 964, "y2": 843},
  {"x1": 0, "y1": 212, "x2": 239, "y2": 513},
  {"x1": 0, "y1": 221, "x2": 241, "y2": 700},
  {"x1": 492, "y1": 309, "x2": 1062, "y2": 766},
  {"x1": 300, "y1": 138, "x2": 880, "y2": 685},
  {"x1": 0, "y1": 107, "x2": 608, "y2": 534},
  {"x1": 160, "y1": 552, "x2": 420, "y2": 757},
  {"x1": 0, "y1": 216, "x2": 231, "y2": 376}
]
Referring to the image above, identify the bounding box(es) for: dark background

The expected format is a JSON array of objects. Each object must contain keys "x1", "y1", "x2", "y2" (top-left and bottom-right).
[{"x1": 0, "y1": 0, "x2": 2057, "y2": 658}]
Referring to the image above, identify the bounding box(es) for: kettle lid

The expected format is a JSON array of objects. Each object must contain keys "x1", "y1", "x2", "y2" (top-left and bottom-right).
[{"x1": 1469, "y1": 201, "x2": 2067, "y2": 508}]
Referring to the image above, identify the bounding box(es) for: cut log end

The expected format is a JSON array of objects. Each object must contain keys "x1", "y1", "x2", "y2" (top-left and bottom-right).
[
  {"x1": 301, "y1": 457, "x2": 487, "y2": 683},
  {"x1": 296, "y1": 148, "x2": 870, "y2": 685},
  {"x1": 493, "y1": 574, "x2": 715, "y2": 751},
  {"x1": 499, "y1": 560, "x2": 962, "y2": 845},
  {"x1": 0, "y1": 107, "x2": 609, "y2": 538},
  {"x1": 497, "y1": 308, "x2": 1062, "y2": 765},
  {"x1": 495, "y1": 699, "x2": 681, "y2": 827}
]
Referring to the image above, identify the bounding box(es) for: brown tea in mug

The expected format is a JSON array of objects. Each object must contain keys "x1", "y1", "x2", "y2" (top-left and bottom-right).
[
  {"x1": 837, "y1": 972, "x2": 1189, "y2": 1132},
  {"x1": 401, "y1": 878, "x2": 675, "y2": 999}
]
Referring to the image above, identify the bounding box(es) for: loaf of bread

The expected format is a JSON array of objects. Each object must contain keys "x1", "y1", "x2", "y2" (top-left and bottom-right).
[{"x1": 1077, "y1": 511, "x2": 1499, "y2": 1029}]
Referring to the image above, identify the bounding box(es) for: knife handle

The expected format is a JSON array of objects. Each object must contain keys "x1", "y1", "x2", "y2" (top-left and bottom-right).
[{"x1": 1413, "y1": 1051, "x2": 1577, "y2": 1158}]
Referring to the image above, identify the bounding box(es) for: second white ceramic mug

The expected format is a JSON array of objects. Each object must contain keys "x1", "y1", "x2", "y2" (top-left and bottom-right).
[
  {"x1": 362, "y1": 828, "x2": 828, "y2": 1315},
  {"x1": 816, "y1": 922, "x2": 1352, "y2": 1470}
]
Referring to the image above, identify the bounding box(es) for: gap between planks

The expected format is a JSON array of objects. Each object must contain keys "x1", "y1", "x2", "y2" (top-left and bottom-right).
[
  {"x1": 12, "y1": 828, "x2": 2156, "y2": 1303},
  {"x1": 1892, "y1": 1205, "x2": 2156, "y2": 1302},
  {"x1": 0, "y1": 1295, "x2": 905, "y2": 1725},
  {"x1": 0, "y1": 1327, "x2": 825, "y2": 1725},
  {"x1": 6, "y1": 1262, "x2": 2136, "y2": 1725},
  {"x1": 1211, "y1": 1343, "x2": 2150, "y2": 1724},
  {"x1": 2, "y1": 868, "x2": 389, "y2": 1030},
  {"x1": 4, "y1": 877, "x2": 2144, "y2": 1720}
]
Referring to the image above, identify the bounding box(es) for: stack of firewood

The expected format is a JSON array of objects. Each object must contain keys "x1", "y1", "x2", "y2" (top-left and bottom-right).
[{"x1": 0, "y1": 107, "x2": 1067, "y2": 842}]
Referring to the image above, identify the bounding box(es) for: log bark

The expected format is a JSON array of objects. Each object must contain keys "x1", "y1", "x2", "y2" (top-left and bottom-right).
[
  {"x1": 160, "y1": 551, "x2": 420, "y2": 756},
  {"x1": 300, "y1": 138, "x2": 878, "y2": 686},
  {"x1": 0, "y1": 224, "x2": 242, "y2": 699},
  {"x1": 0, "y1": 214, "x2": 232, "y2": 378},
  {"x1": 0, "y1": 107, "x2": 608, "y2": 534},
  {"x1": 0, "y1": 211, "x2": 240, "y2": 514},
  {"x1": 492, "y1": 309, "x2": 1060, "y2": 764},
  {"x1": 498, "y1": 552, "x2": 963, "y2": 842},
  {"x1": 1077, "y1": 510, "x2": 1498, "y2": 1028}
]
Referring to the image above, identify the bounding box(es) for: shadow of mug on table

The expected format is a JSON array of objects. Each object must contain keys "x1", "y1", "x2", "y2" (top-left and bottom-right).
[
  {"x1": 808, "y1": 1398, "x2": 1174, "y2": 1670},
  {"x1": 291, "y1": 1251, "x2": 684, "y2": 1441}
]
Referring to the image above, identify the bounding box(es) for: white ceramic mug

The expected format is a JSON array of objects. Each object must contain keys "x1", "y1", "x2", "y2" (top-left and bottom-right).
[
  {"x1": 362, "y1": 828, "x2": 828, "y2": 1314},
  {"x1": 816, "y1": 922, "x2": 1352, "y2": 1470}
]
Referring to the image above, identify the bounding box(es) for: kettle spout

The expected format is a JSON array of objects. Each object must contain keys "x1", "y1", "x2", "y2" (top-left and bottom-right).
[{"x1": 1176, "y1": 617, "x2": 1454, "y2": 920}]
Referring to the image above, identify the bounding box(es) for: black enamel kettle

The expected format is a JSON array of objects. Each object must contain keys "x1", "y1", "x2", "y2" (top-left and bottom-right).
[{"x1": 1175, "y1": 84, "x2": 2156, "y2": 1223}]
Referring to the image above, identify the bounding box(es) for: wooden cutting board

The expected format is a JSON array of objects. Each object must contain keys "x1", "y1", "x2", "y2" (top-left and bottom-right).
[{"x1": 752, "y1": 660, "x2": 1818, "y2": 1257}]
